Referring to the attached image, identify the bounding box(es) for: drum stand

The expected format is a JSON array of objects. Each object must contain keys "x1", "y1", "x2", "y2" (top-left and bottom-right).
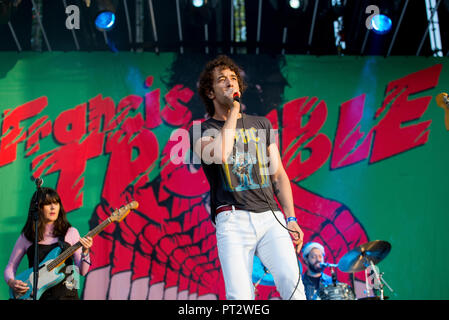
[{"x1": 364, "y1": 258, "x2": 395, "y2": 300}]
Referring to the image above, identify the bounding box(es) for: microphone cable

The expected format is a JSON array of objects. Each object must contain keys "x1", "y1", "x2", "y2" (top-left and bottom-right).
[{"x1": 238, "y1": 103, "x2": 303, "y2": 300}]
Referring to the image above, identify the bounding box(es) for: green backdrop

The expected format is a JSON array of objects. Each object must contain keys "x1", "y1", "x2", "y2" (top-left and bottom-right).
[{"x1": 0, "y1": 52, "x2": 448, "y2": 300}]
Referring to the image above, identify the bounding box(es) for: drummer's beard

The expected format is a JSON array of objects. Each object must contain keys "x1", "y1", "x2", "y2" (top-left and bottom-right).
[{"x1": 309, "y1": 262, "x2": 324, "y2": 274}]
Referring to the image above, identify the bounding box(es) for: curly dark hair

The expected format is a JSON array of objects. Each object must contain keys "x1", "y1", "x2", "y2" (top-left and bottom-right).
[
  {"x1": 198, "y1": 55, "x2": 247, "y2": 118},
  {"x1": 22, "y1": 187, "x2": 72, "y2": 242}
]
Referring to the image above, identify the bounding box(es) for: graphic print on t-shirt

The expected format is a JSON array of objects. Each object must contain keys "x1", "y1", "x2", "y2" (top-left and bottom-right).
[{"x1": 221, "y1": 127, "x2": 270, "y2": 192}]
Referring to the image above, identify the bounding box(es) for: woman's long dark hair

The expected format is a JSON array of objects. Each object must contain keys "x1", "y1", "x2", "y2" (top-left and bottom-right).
[{"x1": 22, "y1": 187, "x2": 71, "y2": 242}]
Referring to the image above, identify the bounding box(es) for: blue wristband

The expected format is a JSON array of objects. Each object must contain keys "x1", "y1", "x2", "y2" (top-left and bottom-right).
[{"x1": 287, "y1": 217, "x2": 297, "y2": 223}]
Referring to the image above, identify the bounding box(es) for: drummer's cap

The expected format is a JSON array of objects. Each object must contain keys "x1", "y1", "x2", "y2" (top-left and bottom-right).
[{"x1": 302, "y1": 242, "x2": 325, "y2": 260}]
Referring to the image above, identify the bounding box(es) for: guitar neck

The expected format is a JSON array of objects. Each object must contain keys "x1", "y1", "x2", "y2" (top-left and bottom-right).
[
  {"x1": 85, "y1": 217, "x2": 112, "y2": 238},
  {"x1": 46, "y1": 217, "x2": 112, "y2": 271}
]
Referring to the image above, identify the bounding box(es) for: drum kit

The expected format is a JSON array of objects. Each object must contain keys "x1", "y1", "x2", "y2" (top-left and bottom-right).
[{"x1": 252, "y1": 240, "x2": 395, "y2": 300}]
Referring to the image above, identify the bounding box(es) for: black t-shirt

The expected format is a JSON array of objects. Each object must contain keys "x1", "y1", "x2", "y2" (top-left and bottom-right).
[{"x1": 191, "y1": 114, "x2": 280, "y2": 222}]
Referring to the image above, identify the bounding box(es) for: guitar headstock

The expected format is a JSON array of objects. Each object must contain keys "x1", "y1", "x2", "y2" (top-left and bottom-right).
[
  {"x1": 436, "y1": 93, "x2": 448, "y2": 109},
  {"x1": 436, "y1": 93, "x2": 449, "y2": 131},
  {"x1": 110, "y1": 201, "x2": 139, "y2": 223}
]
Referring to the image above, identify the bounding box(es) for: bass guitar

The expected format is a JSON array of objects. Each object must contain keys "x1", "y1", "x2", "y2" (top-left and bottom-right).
[{"x1": 10, "y1": 201, "x2": 138, "y2": 300}]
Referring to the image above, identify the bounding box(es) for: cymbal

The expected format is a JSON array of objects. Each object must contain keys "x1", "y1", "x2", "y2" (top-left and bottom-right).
[{"x1": 338, "y1": 240, "x2": 391, "y2": 273}]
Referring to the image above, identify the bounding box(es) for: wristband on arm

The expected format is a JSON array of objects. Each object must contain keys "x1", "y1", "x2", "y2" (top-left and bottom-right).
[{"x1": 286, "y1": 217, "x2": 298, "y2": 223}]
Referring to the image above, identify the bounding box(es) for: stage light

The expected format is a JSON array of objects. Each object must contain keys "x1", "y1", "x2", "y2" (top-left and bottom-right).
[
  {"x1": 371, "y1": 14, "x2": 392, "y2": 35},
  {"x1": 286, "y1": 0, "x2": 309, "y2": 13},
  {"x1": 289, "y1": 0, "x2": 300, "y2": 9},
  {"x1": 192, "y1": 0, "x2": 204, "y2": 8},
  {"x1": 95, "y1": 11, "x2": 115, "y2": 31},
  {"x1": 187, "y1": 0, "x2": 212, "y2": 26},
  {"x1": 330, "y1": 0, "x2": 345, "y2": 17},
  {"x1": 94, "y1": 0, "x2": 116, "y2": 31}
]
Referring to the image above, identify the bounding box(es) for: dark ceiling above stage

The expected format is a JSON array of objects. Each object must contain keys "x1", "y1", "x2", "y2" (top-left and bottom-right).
[{"x1": 0, "y1": 0, "x2": 448, "y2": 56}]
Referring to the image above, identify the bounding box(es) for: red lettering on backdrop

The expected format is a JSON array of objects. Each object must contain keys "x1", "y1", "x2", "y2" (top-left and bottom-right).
[
  {"x1": 145, "y1": 89, "x2": 162, "y2": 129},
  {"x1": 331, "y1": 95, "x2": 374, "y2": 168},
  {"x1": 88, "y1": 95, "x2": 117, "y2": 132},
  {"x1": 332, "y1": 64, "x2": 443, "y2": 169},
  {"x1": 161, "y1": 85, "x2": 194, "y2": 127},
  {"x1": 116, "y1": 95, "x2": 143, "y2": 125},
  {"x1": 371, "y1": 64, "x2": 443, "y2": 163},
  {"x1": 281, "y1": 97, "x2": 332, "y2": 182},
  {"x1": 53, "y1": 104, "x2": 86, "y2": 144},
  {"x1": 0, "y1": 97, "x2": 48, "y2": 166},
  {"x1": 32, "y1": 103, "x2": 104, "y2": 212},
  {"x1": 102, "y1": 113, "x2": 159, "y2": 209},
  {"x1": 25, "y1": 116, "x2": 52, "y2": 157}
]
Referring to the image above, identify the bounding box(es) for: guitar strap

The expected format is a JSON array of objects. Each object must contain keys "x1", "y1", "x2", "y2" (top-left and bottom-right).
[{"x1": 57, "y1": 237, "x2": 66, "y2": 251}]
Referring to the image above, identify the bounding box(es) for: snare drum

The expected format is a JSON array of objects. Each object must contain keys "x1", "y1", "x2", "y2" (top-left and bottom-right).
[{"x1": 318, "y1": 283, "x2": 355, "y2": 300}]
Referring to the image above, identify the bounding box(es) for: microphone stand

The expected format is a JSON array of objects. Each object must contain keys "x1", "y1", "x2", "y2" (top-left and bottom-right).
[
  {"x1": 32, "y1": 178, "x2": 43, "y2": 300},
  {"x1": 330, "y1": 267, "x2": 337, "y2": 286}
]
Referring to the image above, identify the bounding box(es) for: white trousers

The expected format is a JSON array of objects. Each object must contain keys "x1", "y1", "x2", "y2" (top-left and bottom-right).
[{"x1": 215, "y1": 207, "x2": 306, "y2": 300}]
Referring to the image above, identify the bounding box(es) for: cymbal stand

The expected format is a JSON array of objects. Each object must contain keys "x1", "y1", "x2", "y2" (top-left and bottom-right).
[
  {"x1": 369, "y1": 260, "x2": 384, "y2": 300},
  {"x1": 361, "y1": 253, "x2": 383, "y2": 299},
  {"x1": 363, "y1": 260, "x2": 372, "y2": 297},
  {"x1": 379, "y1": 272, "x2": 395, "y2": 297},
  {"x1": 363, "y1": 258, "x2": 395, "y2": 300}
]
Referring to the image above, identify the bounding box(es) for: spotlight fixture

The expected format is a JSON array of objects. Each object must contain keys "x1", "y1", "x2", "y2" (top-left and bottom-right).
[
  {"x1": 289, "y1": 0, "x2": 300, "y2": 9},
  {"x1": 287, "y1": 0, "x2": 309, "y2": 13},
  {"x1": 94, "y1": 0, "x2": 116, "y2": 31},
  {"x1": 187, "y1": 0, "x2": 212, "y2": 26},
  {"x1": 371, "y1": 14, "x2": 392, "y2": 35},
  {"x1": 192, "y1": 0, "x2": 204, "y2": 8},
  {"x1": 330, "y1": 0, "x2": 345, "y2": 17}
]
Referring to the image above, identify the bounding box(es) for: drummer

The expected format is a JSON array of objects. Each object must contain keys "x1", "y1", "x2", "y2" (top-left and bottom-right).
[{"x1": 301, "y1": 242, "x2": 333, "y2": 300}]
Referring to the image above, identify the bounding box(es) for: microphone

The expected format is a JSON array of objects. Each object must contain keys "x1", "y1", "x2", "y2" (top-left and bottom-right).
[
  {"x1": 233, "y1": 92, "x2": 240, "y2": 103},
  {"x1": 320, "y1": 262, "x2": 338, "y2": 268},
  {"x1": 35, "y1": 177, "x2": 43, "y2": 189}
]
